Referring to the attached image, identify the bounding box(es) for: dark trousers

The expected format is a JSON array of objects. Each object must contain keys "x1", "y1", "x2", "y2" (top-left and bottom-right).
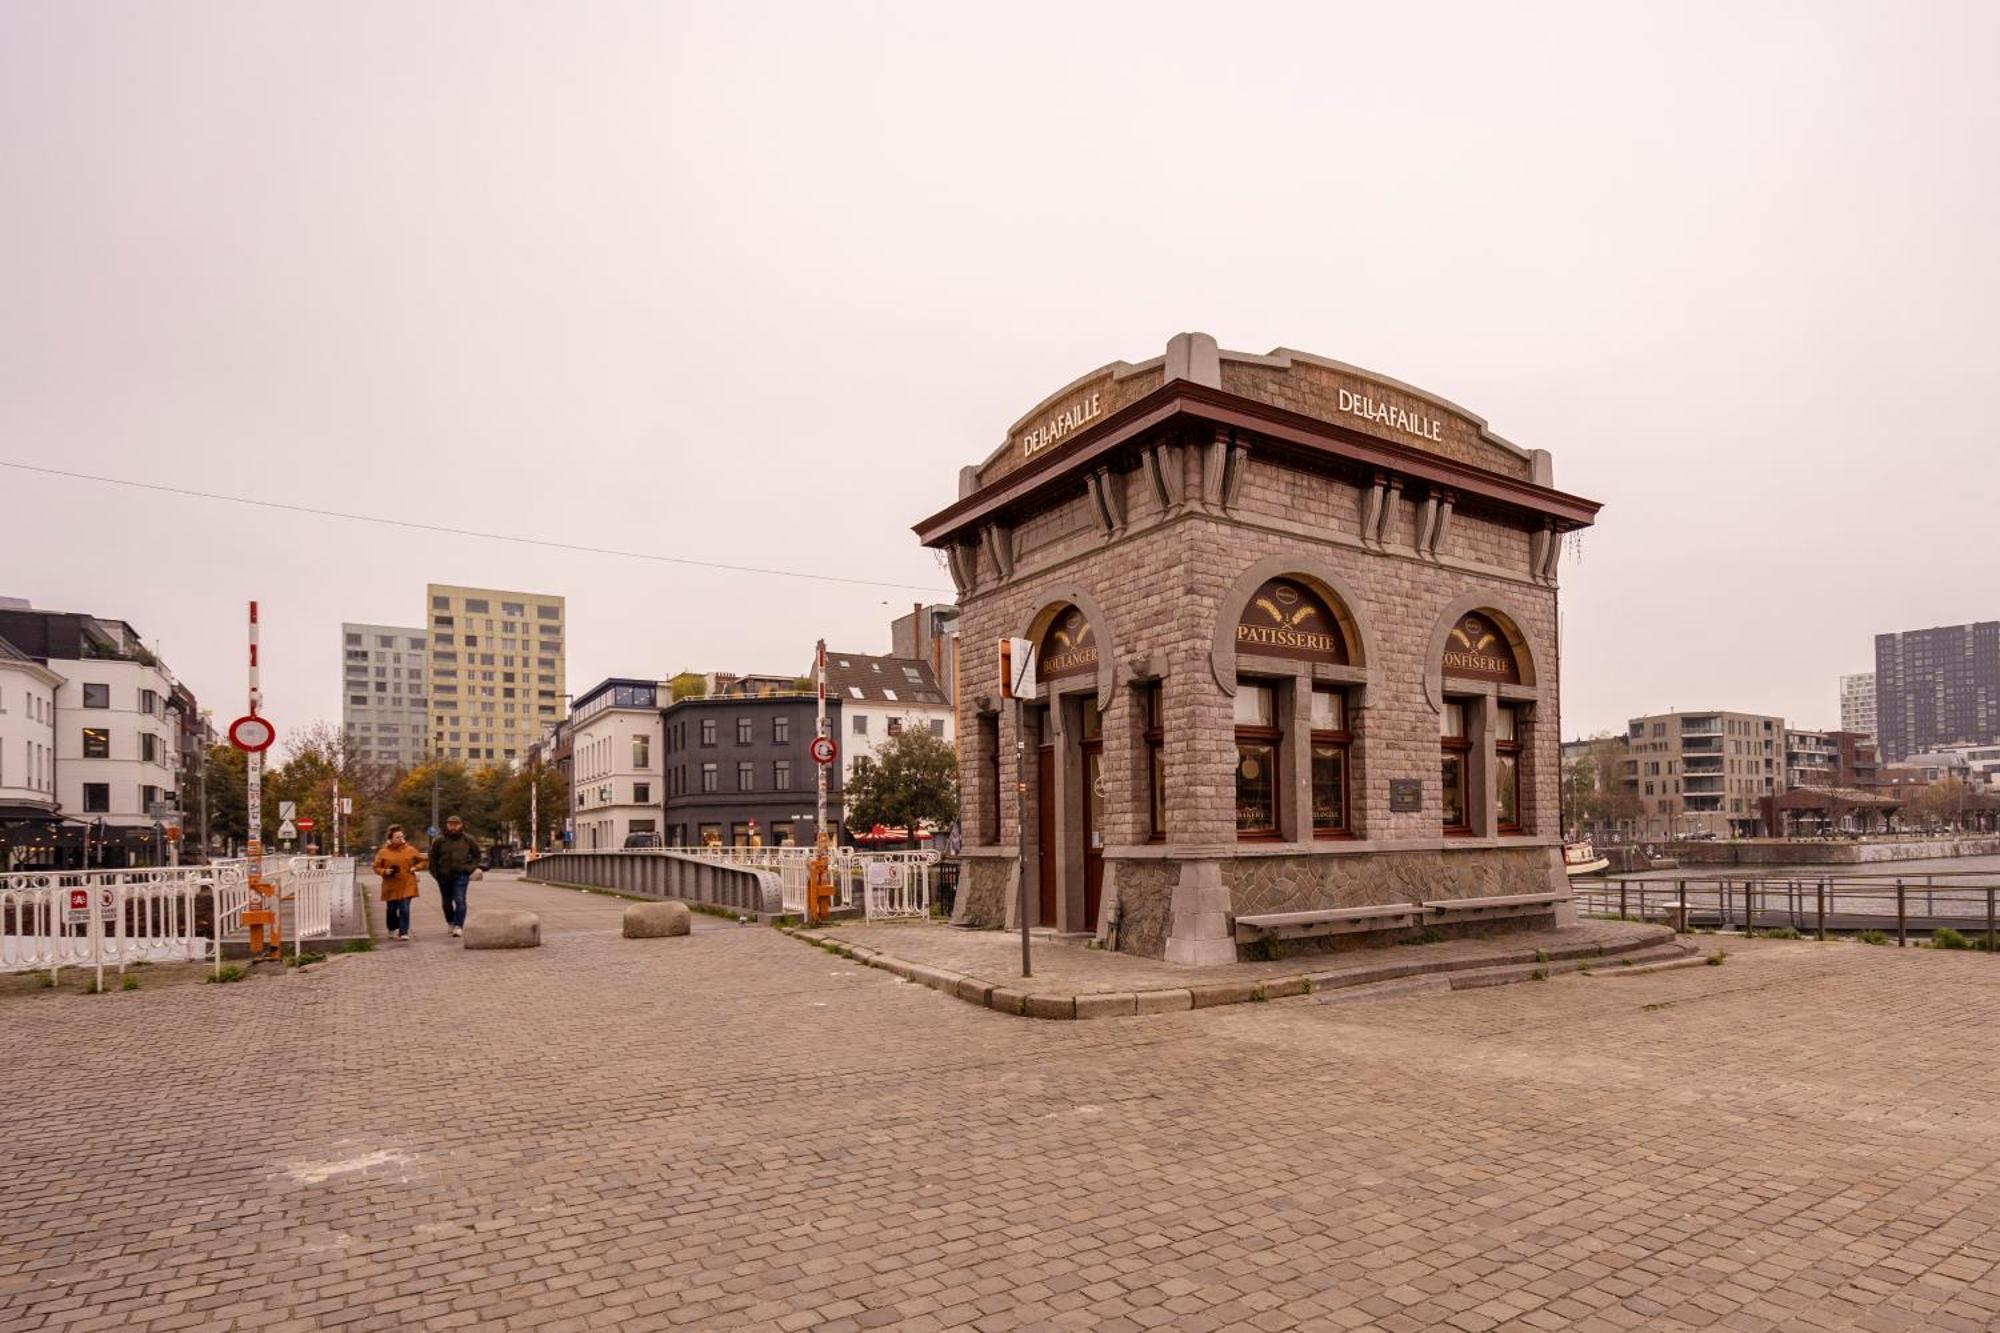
[
  {"x1": 386, "y1": 897, "x2": 412, "y2": 934},
  {"x1": 438, "y1": 871, "x2": 471, "y2": 927}
]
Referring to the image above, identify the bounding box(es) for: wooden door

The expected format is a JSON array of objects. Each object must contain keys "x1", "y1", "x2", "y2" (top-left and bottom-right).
[{"x1": 1037, "y1": 744, "x2": 1056, "y2": 926}]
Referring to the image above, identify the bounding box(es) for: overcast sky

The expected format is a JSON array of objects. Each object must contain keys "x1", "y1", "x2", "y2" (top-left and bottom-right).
[{"x1": 4, "y1": 1, "x2": 1995, "y2": 744}]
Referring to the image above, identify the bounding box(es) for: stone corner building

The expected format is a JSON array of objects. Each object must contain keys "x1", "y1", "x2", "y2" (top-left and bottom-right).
[{"x1": 915, "y1": 333, "x2": 1601, "y2": 963}]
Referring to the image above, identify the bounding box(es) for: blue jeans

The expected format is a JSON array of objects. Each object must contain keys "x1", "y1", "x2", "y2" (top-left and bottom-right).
[
  {"x1": 386, "y1": 897, "x2": 412, "y2": 934},
  {"x1": 438, "y1": 872, "x2": 471, "y2": 927}
]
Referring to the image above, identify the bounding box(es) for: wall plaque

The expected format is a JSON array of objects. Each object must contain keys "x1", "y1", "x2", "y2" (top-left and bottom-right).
[{"x1": 1389, "y1": 778, "x2": 1423, "y2": 813}]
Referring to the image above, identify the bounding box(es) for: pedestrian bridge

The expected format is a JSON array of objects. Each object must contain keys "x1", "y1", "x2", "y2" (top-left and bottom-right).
[{"x1": 524, "y1": 846, "x2": 938, "y2": 920}]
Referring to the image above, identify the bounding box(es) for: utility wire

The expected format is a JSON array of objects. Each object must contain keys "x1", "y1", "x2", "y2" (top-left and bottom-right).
[{"x1": 1, "y1": 459, "x2": 952, "y2": 595}]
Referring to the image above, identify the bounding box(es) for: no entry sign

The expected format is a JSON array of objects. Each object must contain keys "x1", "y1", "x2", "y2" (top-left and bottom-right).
[{"x1": 296, "y1": 817, "x2": 316, "y2": 832}]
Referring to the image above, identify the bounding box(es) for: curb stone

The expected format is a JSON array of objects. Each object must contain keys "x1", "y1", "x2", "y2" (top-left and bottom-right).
[{"x1": 774, "y1": 924, "x2": 1688, "y2": 1022}]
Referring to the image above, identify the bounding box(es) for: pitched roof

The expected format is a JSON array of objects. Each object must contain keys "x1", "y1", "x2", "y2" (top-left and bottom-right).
[{"x1": 823, "y1": 653, "x2": 946, "y2": 706}]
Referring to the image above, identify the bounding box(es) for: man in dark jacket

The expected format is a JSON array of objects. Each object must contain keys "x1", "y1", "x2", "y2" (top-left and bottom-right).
[{"x1": 429, "y1": 815, "x2": 482, "y2": 937}]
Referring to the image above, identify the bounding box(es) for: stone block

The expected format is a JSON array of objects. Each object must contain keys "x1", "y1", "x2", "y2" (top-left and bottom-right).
[
  {"x1": 1024, "y1": 993, "x2": 1076, "y2": 1021},
  {"x1": 1188, "y1": 980, "x2": 1259, "y2": 1008},
  {"x1": 987, "y1": 986, "x2": 1028, "y2": 1016},
  {"x1": 1074, "y1": 992, "x2": 1137, "y2": 1020},
  {"x1": 1134, "y1": 988, "x2": 1193, "y2": 1014},
  {"x1": 622, "y1": 901, "x2": 691, "y2": 939},
  {"x1": 954, "y1": 976, "x2": 994, "y2": 1005},
  {"x1": 906, "y1": 964, "x2": 964, "y2": 994},
  {"x1": 463, "y1": 910, "x2": 540, "y2": 950},
  {"x1": 1260, "y1": 975, "x2": 1310, "y2": 1000}
]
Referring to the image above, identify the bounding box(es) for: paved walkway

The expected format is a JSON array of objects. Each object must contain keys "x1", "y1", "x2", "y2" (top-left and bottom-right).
[{"x1": 6, "y1": 876, "x2": 2000, "y2": 1331}]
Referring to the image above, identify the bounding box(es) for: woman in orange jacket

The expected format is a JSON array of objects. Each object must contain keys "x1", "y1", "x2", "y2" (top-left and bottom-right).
[{"x1": 371, "y1": 825, "x2": 429, "y2": 941}]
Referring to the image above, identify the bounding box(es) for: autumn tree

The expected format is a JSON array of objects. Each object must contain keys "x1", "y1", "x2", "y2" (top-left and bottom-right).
[{"x1": 843, "y1": 726, "x2": 959, "y2": 848}]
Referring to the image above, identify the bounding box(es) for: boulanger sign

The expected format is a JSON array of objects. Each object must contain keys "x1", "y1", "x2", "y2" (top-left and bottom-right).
[{"x1": 1038, "y1": 606, "x2": 1098, "y2": 680}]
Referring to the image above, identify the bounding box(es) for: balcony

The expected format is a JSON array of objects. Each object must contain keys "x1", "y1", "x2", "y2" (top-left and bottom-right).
[
  {"x1": 1681, "y1": 737, "x2": 1723, "y2": 754},
  {"x1": 1683, "y1": 756, "x2": 1724, "y2": 774},
  {"x1": 1680, "y1": 717, "x2": 1722, "y2": 736}
]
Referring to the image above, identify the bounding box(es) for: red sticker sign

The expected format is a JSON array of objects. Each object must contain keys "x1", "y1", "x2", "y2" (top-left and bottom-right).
[{"x1": 809, "y1": 736, "x2": 838, "y2": 766}]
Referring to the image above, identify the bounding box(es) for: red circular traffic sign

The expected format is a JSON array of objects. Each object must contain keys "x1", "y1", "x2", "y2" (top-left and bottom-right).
[
  {"x1": 809, "y1": 736, "x2": 838, "y2": 766},
  {"x1": 227, "y1": 714, "x2": 276, "y2": 753}
]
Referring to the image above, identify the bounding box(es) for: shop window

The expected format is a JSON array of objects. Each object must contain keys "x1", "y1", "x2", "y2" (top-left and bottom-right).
[
  {"x1": 1234, "y1": 683, "x2": 1280, "y2": 839},
  {"x1": 1442, "y1": 700, "x2": 1472, "y2": 834},
  {"x1": 698, "y1": 822, "x2": 722, "y2": 846},
  {"x1": 1140, "y1": 683, "x2": 1166, "y2": 841},
  {"x1": 1310, "y1": 687, "x2": 1352, "y2": 838},
  {"x1": 1496, "y1": 705, "x2": 1523, "y2": 833}
]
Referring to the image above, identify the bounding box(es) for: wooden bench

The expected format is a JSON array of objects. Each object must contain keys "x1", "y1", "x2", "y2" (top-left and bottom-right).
[
  {"x1": 1421, "y1": 892, "x2": 1567, "y2": 924},
  {"x1": 1232, "y1": 902, "x2": 1425, "y2": 945}
]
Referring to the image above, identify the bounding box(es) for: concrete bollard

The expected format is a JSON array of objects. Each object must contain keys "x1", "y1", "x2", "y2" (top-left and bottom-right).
[
  {"x1": 624, "y1": 900, "x2": 691, "y2": 939},
  {"x1": 463, "y1": 909, "x2": 541, "y2": 950}
]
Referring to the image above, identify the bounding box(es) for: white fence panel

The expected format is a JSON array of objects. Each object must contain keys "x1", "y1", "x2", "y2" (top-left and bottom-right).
[
  {"x1": 0, "y1": 867, "x2": 219, "y2": 985},
  {"x1": 681, "y1": 845, "x2": 935, "y2": 919}
]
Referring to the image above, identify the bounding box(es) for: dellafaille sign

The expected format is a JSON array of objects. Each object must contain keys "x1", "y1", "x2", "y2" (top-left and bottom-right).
[{"x1": 1020, "y1": 391, "x2": 1103, "y2": 460}]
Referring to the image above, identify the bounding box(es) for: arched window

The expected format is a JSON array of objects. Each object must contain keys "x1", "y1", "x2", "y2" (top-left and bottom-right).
[
  {"x1": 1227, "y1": 575, "x2": 1361, "y2": 842},
  {"x1": 1438, "y1": 611, "x2": 1530, "y2": 836}
]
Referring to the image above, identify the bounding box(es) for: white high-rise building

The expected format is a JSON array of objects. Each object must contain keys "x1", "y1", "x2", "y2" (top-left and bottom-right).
[
  {"x1": 1839, "y1": 672, "x2": 1877, "y2": 747},
  {"x1": 341, "y1": 623, "x2": 429, "y2": 771}
]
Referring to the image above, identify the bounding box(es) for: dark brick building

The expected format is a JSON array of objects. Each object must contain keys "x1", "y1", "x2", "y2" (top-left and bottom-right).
[{"x1": 662, "y1": 693, "x2": 841, "y2": 847}]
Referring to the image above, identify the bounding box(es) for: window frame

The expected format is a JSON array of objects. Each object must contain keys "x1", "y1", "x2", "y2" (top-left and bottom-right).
[
  {"x1": 1495, "y1": 704, "x2": 1524, "y2": 834},
  {"x1": 1233, "y1": 681, "x2": 1282, "y2": 841},
  {"x1": 1141, "y1": 682, "x2": 1166, "y2": 843},
  {"x1": 1309, "y1": 686, "x2": 1353, "y2": 840},
  {"x1": 1441, "y1": 699, "x2": 1473, "y2": 835}
]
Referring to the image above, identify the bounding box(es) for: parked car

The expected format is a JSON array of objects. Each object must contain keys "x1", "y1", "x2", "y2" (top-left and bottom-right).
[{"x1": 623, "y1": 831, "x2": 665, "y2": 850}]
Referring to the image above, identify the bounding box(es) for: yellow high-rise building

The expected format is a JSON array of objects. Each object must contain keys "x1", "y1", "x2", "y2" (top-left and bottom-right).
[{"x1": 425, "y1": 583, "x2": 567, "y2": 767}]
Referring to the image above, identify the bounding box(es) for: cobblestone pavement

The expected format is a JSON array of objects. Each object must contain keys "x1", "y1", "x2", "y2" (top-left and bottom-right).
[
  {"x1": 815, "y1": 919, "x2": 1673, "y2": 996},
  {"x1": 6, "y1": 879, "x2": 2000, "y2": 1332}
]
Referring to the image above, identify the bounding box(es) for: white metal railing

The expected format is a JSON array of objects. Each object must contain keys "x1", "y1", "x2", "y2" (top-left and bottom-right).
[
  {"x1": 285, "y1": 856, "x2": 354, "y2": 951},
  {"x1": 0, "y1": 867, "x2": 220, "y2": 988},
  {"x1": 677, "y1": 845, "x2": 938, "y2": 919}
]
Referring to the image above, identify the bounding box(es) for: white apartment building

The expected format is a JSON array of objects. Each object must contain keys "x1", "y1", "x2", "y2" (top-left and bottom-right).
[
  {"x1": 341, "y1": 623, "x2": 429, "y2": 770},
  {"x1": 1839, "y1": 672, "x2": 1877, "y2": 747},
  {"x1": 0, "y1": 638, "x2": 62, "y2": 868},
  {"x1": 826, "y1": 653, "x2": 954, "y2": 828},
  {"x1": 569, "y1": 678, "x2": 664, "y2": 850}
]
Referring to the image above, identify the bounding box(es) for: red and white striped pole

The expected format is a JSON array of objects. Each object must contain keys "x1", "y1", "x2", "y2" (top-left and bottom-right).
[{"x1": 246, "y1": 602, "x2": 263, "y2": 882}]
